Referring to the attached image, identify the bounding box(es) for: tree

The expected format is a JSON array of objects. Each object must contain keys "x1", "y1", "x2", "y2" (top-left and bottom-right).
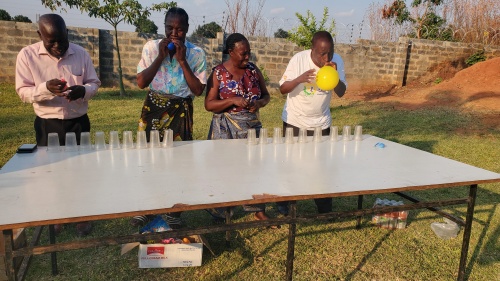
[
  {"x1": 0, "y1": 9, "x2": 12, "y2": 21},
  {"x1": 408, "y1": 11, "x2": 453, "y2": 41},
  {"x1": 0, "y1": 9, "x2": 32, "y2": 23},
  {"x1": 135, "y1": 17, "x2": 158, "y2": 34},
  {"x1": 192, "y1": 21, "x2": 222, "y2": 38},
  {"x1": 274, "y1": 28, "x2": 289, "y2": 39},
  {"x1": 12, "y1": 15, "x2": 32, "y2": 23},
  {"x1": 382, "y1": 0, "x2": 449, "y2": 40},
  {"x1": 288, "y1": 7, "x2": 336, "y2": 48},
  {"x1": 41, "y1": 0, "x2": 177, "y2": 96}
]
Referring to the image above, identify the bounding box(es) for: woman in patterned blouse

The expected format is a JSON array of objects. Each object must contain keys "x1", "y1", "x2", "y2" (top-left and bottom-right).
[{"x1": 205, "y1": 33, "x2": 288, "y2": 224}]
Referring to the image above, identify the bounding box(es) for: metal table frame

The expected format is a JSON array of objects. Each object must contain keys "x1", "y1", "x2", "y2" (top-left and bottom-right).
[{"x1": 1, "y1": 136, "x2": 498, "y2": 280}]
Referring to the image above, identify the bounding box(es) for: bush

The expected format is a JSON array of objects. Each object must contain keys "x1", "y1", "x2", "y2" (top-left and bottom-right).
[{"x1": 465, "y1": 50, "x2": 486, "y2": 66}]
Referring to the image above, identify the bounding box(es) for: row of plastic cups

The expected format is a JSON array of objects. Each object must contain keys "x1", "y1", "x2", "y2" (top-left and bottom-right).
[
  {"x1": 247, "y1": 125, "x2": 363, "y2": 145},
  {"x1": 46, "y1": 130, "x2": 174, "y2": 152},
  {"x1": 95, "y1": 130, "x2": 174, "y2": 150}
]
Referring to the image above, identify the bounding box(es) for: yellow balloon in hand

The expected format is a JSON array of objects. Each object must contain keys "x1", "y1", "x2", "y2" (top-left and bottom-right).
[{"x1": 315, "y1": 65, "x2": 339, "y2": 91}]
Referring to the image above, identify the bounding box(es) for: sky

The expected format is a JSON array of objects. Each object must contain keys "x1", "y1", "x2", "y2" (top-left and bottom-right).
[{"x1": 1, "y1": 0, "x2": 380, "y2": 40}]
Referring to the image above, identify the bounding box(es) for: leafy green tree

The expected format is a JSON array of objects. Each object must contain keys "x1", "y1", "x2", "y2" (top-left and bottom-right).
[
  {"x1": 41, "y1": 0, "x2": 177, "y2": 96},
  {"x1": 274, "y1": 28, "x2": 289, "y2": 39},
  {"x1": 12, "y1": 15, "x2": 32, "y2": 23},
  {"x1": 382, "y1": 0, "x2": 450, "y2": 40},
  {"x1": 288, "y1": 7, "x2": 335, "y2": 48},
  {"x1": 0, "y1": 9, "x2": 12, "y2": 21},
  {"x1": 135, "y1": 17, "x2": 158, "y2": 34},
  {"x1": 192, "y1": 21, "x2": 222, "y2": 38},
  {"x1": 408, "y1": 12, "x2": 453, "y2": 41}
]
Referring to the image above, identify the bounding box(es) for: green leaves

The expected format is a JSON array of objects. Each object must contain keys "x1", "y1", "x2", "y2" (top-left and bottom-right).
[
  {"x1": 288, "y1": 7, "x2": 336, "y2": 49},
  {"x1": 192, "y1": 22, "x2": 222, "y2": 39}
]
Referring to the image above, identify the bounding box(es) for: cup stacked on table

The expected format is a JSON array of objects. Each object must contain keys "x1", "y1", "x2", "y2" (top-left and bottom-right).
[
  {"x1": 46, "y1": 129, "x2": 176, "y2": 152},
  {"x1": 246, "y1": 125, "x2": 363, "y2": 146}
]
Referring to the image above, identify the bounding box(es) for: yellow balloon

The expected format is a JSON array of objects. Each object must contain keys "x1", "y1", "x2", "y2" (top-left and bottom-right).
[{"x1": 315, "y1": 65, "x2": 339, "y2": 91}]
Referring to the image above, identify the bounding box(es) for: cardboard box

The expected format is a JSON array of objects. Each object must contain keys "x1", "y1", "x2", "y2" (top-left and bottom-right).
[{"x1": 138, "y1": 236, "x2": 203, "y2": 268}]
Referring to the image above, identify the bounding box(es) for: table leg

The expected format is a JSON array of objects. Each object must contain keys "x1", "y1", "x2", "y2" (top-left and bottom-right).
[
  {"x1": 225, "y1": 207, "x2": 232, "y2": 247},
  {"x1": 2, "y1": 229, "x2": 16, "y2": 281},
  {"x1": 356, "y1": 195, "x2": 363, "y2": 229},
  {"x1": 48, "y1": 225, "x2": 58, "y2": 275},
  {"x1": 286, "y1": 201, "x2": 297, "y2": 281},
  {"x1": 457, "y1": 184, "x2": 477, "y2": 281}
]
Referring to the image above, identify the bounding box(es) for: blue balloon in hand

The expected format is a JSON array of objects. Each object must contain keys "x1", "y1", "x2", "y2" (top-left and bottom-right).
[{"x1": 167, "y1": 42, "x2": 175, "y2": 50}]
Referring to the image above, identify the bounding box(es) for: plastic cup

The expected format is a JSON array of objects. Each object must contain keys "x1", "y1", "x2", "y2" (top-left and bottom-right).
[
  {"x1": 273, "y1": 127, "x2": 283, "y2": 144},
  {"x1": 64, "y1": 132, "x2": 78, "y2": 151},
  {"x1": 354, "y1": 125, "x2": 363, "y2": 141},
  {"x1": 285, "y1": 127, "x2": 294, "y2": 144},
  {"x1": 313, "y1": 127, "x2": 323, "y2": 142},
  {"x1": 343, "y1": 125, "x2": 351, "y2": 141},
  {"x1": 136, "y1": 131, "x2": 148, "y2": 149},
  {"x1": 247, "y1": 128, "x2": 257, "y2": 145},
  {"x1": 162, "y1": 129, "x2": 174, "y2": 148},
  {"x1": 80, "y1": 132, "x2": 92, "y2": 150},
  {"x1": 298, "y1": 128, "x2": 308, "y2": 143},
  {"x1": 259, "y1": 128, "x2": 268, "y2": 145},
  {"x1": 329, "y1": 126, "x2": 338, "y2": 142},
  {"x1": 94, "y1": 131, "x2": 106, "y2": 150},
  {"x1": 150, "y1": 130, "x2": 160, "y2": 148},
  {"x1": 108, "y1": 131, "x2": 121, "y2": 149},
  {"x1": 122, "y1": 131, "x2": 134, "y2": 149},
  {"x1": 47, "y1": 132, "x2": 60, "y2": 152}
]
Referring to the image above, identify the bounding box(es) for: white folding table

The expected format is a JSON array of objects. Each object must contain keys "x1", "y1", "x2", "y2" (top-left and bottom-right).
[{"x1": 1, "y1": 135, "x2": 499, "y2": 280}]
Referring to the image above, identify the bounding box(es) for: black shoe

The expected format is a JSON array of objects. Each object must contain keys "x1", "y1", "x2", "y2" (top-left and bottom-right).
[
  {"x1": 206, "y1": 208, "x2": 233, "y2": 223},
  {"x1": 163, "y1": 214, "x2": 183, "y2": 229},
  {"x1": 130, "y1": 215, "x2": 155, "y2": 227},
  {"x1": 277, "y1": 204, "x2": 289, "y2": 216}
]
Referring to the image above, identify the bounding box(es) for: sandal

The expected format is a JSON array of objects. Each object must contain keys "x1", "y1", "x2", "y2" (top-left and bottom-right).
[{"x1": 130, "y1": 215, "x2": 155, "y2": 227}]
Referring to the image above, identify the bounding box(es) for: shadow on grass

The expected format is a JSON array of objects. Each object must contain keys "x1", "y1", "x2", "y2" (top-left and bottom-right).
[
  {"x1": 205, "y1": 185, "x2": 500, "y2": 279},
  {"x1": 466, "y1": 202, "x2": 498, "y2": 279},
  {"x1": 93, "y1": 89, "x2": 147, "y2": 101},
  {"x1": 331, "y1": 102, "x2": 489, "y2": 141}
]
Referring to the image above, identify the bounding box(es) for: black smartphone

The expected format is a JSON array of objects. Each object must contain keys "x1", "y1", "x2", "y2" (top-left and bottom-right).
[{"x1": 17, "y1": 144, "x2": 37, "y2": 153}]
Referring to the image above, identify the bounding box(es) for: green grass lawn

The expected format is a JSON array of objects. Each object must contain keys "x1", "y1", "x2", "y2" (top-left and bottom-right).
[{"x1": 1, "y1": 82, "x2": 499, "y2": 280}]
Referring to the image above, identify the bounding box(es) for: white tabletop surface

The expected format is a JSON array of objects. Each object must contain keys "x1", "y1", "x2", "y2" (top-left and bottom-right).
[{"x1": 1, "y1": 135, "x2": 499, "y2": 229}]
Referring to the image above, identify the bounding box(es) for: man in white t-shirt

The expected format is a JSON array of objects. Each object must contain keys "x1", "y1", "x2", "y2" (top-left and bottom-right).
[{"x1": 279, "y1": 31, "x2": 347, "y2": 213}]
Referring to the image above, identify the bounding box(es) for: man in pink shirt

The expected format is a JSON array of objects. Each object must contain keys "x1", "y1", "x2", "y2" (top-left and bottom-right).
[
  {"x1": 16, "y1": 13, "x2": 101, "y2": 147},
  {"x1": 15, "y1": 13, "x2": 100, "y2": 236}
]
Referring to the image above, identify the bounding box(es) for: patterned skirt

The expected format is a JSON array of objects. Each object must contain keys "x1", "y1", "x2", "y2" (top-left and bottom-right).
[
  {"x1": 138, "y1": 91, "x2": 193, "y2": 142},
  {"x1": 207, "y1": 111, "x2": 262, "y2": 140},
  {"x1": 207, "y1": 111, "x2": 265, "y2": 212}
]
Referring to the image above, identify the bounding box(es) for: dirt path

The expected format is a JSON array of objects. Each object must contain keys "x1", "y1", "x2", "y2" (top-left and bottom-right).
[{"x1": 344, "y1": 57, "x2": 500, "y2": 130}]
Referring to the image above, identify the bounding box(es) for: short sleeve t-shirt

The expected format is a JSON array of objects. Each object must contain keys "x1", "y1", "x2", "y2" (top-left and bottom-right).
[
  {"x1": 279, "y1": 50, "x2": 347, "y2": 129},
  {"x1": 137, "y1": 39, "x2": 207, "y2": 98}
]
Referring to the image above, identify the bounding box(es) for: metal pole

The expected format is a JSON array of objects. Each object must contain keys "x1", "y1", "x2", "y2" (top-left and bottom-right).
[
  {"x1": 356, "y1": 195, "x2": 363, "y2": 229},
  {"x1": 48, "y1": 225, "x2": 58, "y2": 275},
  {"x1": 285, "y1": 201, "x2": 297, "y2": 281},
  {"x1": 225, "y1": 207, "x2": 232, "y2": 247},
  {"x1": 457, "y1": 184, "x2": 477, "y2": 281}
]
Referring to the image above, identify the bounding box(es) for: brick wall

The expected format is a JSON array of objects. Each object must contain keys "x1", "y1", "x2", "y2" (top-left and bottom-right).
[
  {"x1": 1, "y1": 20, "x2": 499, "y2": 91},
  {"x1": 0, "y1": 21, "x2": 100, "y2": 84}
]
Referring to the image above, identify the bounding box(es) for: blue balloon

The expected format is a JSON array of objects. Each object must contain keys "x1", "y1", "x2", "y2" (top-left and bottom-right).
[
  {"x1": 374, "y1": 142, "x2": 386, "y2": 148},
  {"x1": 167, "y1": 42, "x2": 175, "y2": 50}
]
